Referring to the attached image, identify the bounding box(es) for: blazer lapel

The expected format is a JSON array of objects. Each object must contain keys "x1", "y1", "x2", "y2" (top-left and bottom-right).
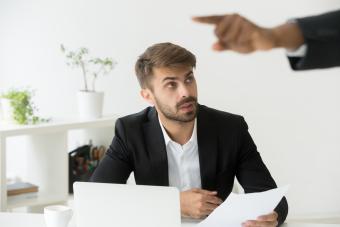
[
  {"x1": 142, "y1": 107, "x2": 169, "y2": 186},
  {"x1": 197, "y1": 105, "x2": 218, "y2": 190}
]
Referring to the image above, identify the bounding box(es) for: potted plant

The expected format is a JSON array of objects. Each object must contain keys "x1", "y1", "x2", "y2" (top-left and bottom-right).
[
  {"x1": 0, "y1": 89, "x2": 49, "y2": 125},
  {"x1": 61, "y1": 44, "x2": 117, "y2": 120}
]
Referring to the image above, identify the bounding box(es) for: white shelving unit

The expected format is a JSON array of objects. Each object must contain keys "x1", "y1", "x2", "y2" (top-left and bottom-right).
[{"x1": 0, "y1": 116, "x2": 117, "y2": 211}]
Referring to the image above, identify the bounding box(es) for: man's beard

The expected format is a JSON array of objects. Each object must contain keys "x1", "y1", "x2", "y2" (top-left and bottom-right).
[{"x1": 155, "y1": 96, "x2": 198, "y2": 123}]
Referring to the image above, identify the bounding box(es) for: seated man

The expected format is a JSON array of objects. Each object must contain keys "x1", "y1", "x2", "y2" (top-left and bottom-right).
[{"x1": 90, "y1": 42, "x2": 288, "y2": 226}]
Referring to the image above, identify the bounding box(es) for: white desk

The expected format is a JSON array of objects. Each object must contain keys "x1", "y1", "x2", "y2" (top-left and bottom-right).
[{"x1": 0, "y1": 212, "x2": 340, "y2": 227}]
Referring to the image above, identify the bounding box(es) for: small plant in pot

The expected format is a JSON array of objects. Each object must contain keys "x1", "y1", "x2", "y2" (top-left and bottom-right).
[
  {"x1": 61, "y1": 44, "x2": 117, "y2": 120},
  {"x1": 0, "y1": 89, "x2": 49, "y2": 125}
]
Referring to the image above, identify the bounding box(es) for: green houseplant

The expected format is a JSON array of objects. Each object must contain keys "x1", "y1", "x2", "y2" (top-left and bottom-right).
[
  {"x1": 0, "y1": 89, "x2": 48, "y2": 125},
  {"x1": 60, "y1": 44, "x2": 117, "y2": 92},
  {"x1": 60, "y1": 44, "x2": 117, "y2": 120}
]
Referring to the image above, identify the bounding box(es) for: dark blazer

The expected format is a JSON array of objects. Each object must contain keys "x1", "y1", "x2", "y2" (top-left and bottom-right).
[
  {"x1": 90, "y1": 105, "x2": 288, "y2": 225},
  {"x1": 288, "y1": 10, "x2": 340, "y2": 70}
]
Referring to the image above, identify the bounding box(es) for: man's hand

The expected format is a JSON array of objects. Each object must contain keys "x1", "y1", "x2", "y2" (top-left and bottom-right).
[
  {"x1": 180, "y1": 188, "x2": 223, "y2": 219},
  {"x1": 242, "y1": 211, "x2": 279, "y2": 227},
  {"x1": 192, "y1": 14, "x2": 304, "y2": 53}
]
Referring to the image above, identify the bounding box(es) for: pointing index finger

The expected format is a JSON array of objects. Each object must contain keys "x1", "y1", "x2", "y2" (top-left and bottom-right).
[{"x1": 192, "y1": 15, "x2": 224, "y2": 24}]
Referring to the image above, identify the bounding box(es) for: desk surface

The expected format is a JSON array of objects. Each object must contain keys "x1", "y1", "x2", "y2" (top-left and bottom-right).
[{"x1": 1, "y1": 212, "x2": 340, "y2": 227}]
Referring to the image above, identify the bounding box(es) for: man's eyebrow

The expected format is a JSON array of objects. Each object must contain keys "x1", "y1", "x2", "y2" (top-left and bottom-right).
[
  {"x1": 185, "y1": 71, "x2": 193, "y2": 77},
  {"x1": 162, "y1": 77, "x2": 177, "y2": 83},
  {"x1": 162, "y1": 71, "x2": 193, "y2": 83}
]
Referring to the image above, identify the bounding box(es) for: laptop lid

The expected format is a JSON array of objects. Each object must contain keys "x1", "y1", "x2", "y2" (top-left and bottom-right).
[{"x1": 73, "y1": 182, "x2": 181, "y2": 227}]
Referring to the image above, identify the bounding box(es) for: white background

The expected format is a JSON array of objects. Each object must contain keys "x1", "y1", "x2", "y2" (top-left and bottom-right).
[{"x1": 1, "y1": 0, "x2": 340, "y2": 219}]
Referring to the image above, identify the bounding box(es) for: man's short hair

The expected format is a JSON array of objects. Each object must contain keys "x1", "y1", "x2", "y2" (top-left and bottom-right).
[{"x1": 135, "y1": 42, "x2": 196, "y2": 89}]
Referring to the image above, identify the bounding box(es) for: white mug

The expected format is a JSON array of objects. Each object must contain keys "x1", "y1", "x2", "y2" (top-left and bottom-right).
[{"x1": 44, "y1": 205, "x2": 73, "y2": 227}]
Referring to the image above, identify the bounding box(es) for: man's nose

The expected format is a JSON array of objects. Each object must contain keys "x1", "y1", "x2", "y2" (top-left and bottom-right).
[{"x1": 179, "y1": 84, "x2": 190, "y2": 98}]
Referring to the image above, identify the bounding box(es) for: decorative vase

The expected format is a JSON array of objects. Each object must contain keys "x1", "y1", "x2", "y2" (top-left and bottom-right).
[{"x1": 77, "y1": 91, "x2": 104, "y2": 120}]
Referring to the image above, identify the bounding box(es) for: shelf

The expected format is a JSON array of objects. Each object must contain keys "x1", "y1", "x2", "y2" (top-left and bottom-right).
[
  {"x1": 0, "y1": 115, "x2": 118, "y2": 211},
  {"x1": 0, "y1": 115, "x2": 118, "y2": 137}
]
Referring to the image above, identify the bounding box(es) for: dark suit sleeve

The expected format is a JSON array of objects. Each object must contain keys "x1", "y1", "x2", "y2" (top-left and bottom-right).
[
  {"x1": 236, "y1": 118, "x2": 288, "y2": 225},
  {"x1": 90, "y1": 119, "x2": 132, "y2": 183},
  {"x1": 288, "y1": 10, "x2": 340, "y2": 70}
]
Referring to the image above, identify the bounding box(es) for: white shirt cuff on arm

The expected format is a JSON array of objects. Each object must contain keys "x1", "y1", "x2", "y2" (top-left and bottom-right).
[{"x1": 286, "y1": 44, "x2": 307, "y2": 57}]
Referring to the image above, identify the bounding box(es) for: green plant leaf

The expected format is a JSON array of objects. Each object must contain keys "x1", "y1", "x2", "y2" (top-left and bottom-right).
[{"x1": 1, "y1": 89, "x2": 49, "y2": 125}]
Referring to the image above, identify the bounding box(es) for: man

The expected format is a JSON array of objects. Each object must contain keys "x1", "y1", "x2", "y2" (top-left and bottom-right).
[
  {"x1": 193, "y1": 10, "x2": 340, "y2": 70},
  {"x1": 90, "y1": 42, "x2": 288, "y2": 226}
]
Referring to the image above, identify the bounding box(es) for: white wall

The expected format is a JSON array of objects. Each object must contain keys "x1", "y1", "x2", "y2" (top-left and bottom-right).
[{"x1": 1, "y1": 0, "x2": 340, "y2": 219}]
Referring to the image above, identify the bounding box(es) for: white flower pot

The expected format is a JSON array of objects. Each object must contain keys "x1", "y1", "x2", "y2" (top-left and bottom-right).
[
  {"x1": 0, "y1": 98, "x2": 15, "y2": 123},
  {"x1": 77, "y1": 91, "x2": 104, "y2": 120}
]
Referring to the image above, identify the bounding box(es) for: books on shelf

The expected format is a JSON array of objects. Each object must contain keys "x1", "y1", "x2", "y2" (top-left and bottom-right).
[
  {"x1": 7, "y1": 182, "x2": 39, "y2": 196},
  {"x1": 7, "y1": 192, "x2": 39, "y2": 206}
]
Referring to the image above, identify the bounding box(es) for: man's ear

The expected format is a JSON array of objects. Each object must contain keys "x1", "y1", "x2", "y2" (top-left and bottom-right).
[{"x1": 140, "y1": 88, "x2": 155, "y2": 106}]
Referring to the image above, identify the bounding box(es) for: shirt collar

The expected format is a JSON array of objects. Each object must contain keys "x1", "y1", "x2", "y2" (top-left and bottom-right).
[{"x1": 158, "y1": 116, "x2": 197, "y2": 147}]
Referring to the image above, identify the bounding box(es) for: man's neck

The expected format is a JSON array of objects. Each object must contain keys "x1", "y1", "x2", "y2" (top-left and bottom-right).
[{"x1": 158, "y1": 114, "x2": 195, "y2": 145}]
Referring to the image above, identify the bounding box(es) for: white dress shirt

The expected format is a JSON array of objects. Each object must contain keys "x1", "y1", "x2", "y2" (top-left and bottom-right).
[{"x1": 158, "y1": 117, "x2": 202, "y2": 191}]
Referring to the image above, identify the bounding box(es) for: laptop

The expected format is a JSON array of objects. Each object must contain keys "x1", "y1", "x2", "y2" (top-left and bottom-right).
[{"x1": 73, "y1": 182, "x2": 181, "y2": 227}]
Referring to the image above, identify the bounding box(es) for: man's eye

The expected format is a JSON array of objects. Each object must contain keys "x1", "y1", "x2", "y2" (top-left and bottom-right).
[
  {"x1": 185, "y1": 76, "x2": 194, "y2": 83},
  {"x1": 167, "y1": 82, "x2": 177, "y2": 88}
]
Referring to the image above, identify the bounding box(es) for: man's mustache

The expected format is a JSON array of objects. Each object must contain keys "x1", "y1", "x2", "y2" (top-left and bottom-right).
[{"x1": 177, "y1": 96, "x2": 197, "y2": 108}]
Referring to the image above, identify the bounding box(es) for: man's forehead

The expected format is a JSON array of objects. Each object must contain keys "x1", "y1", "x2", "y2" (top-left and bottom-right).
[{"x1": 153, "y1": 66, "x2": 193, "y2": 79}]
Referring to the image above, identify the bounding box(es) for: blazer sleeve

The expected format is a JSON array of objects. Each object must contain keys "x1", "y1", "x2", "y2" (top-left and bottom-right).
[
  {"x1": 235, "y1": 118, "x2": 288, "y2": 225},
  {"x1": 90, "y1": 118, "x2": 133, "y2": 183},
  {"x1": 288, "y1": 10, "x2": 340, "y2": 70}
]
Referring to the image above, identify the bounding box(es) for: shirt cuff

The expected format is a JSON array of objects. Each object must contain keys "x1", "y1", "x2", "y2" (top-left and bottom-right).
[{"x1": 286, "y1": 44, "x2": 307, "y2": 57}]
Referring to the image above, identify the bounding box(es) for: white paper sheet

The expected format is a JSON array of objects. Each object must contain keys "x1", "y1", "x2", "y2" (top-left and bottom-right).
[{"x1": 197, "y1": 185, "x2": 290, "y2": 227}]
